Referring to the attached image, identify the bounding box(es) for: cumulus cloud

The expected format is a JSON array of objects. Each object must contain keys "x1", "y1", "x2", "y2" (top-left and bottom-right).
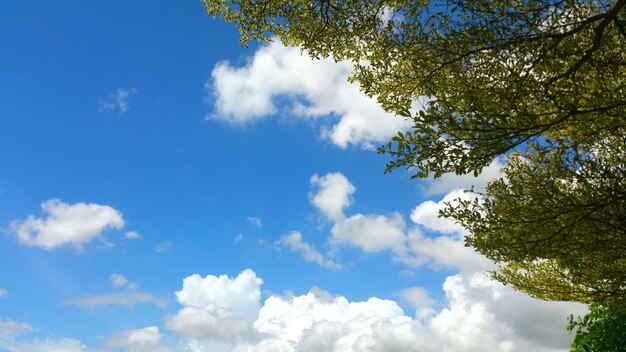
[
  {"x1": 309, "y1": 173, "x2": 355, "y2": 222},
  {"x1": 165, "y1": 269, "x2": 263, "y2": 346},
  {"x1": 304, "y1": 172, "x2": 490, "y2": 273},
  {"x1": 395, "y1": 287, "x2": 436, "y2": 310},
  {"x1": 402, "y1": 229, "x2": 493, "y2": 273},
  {"x1": 99, "y1": 88, "x2": 137, "y2": 114},
  {"x1": 9, "y1": 199, "x2": 125, "y2": 250},
  {"x1": 167, "y1": 269, "x2": 585, "y2": 352},
  {"x1": 104, "y1": 326, "x2": 170, "y2": 352},
  {"x1": 275, "y1": 231, "x2": 343, "y2": 270},
  {"x1": 208, "y1": 42, "x2": 412, "y2": 149},
  {"x1": 174, "y1": 269, "x2": 262, "y2": 316},
  {"x1": 331, "y1": 212, "x2": 407, "y2": 253},
  {"x1": 308, "y1": 172, "x2": 406, "y2": 254},
  {"x1": 410, "y1": 189, "x2": 474, "y2": 236}
]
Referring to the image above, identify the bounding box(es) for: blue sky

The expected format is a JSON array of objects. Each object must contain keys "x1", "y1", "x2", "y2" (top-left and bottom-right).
[{"x1": 1, "y1": 2, "x2": 587, "y2": 352}]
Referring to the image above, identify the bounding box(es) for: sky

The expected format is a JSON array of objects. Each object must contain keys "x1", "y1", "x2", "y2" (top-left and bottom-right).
[{"x1": 0, "y1": 2, "x2": 588, "y2": 352}]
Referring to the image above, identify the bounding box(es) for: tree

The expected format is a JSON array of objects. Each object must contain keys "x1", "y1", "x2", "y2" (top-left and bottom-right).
[
  {"x1": 202, "y1": 0, "x2": 626, "y2": 308},
  {"x1": 567, "y1": 303, "x2": 626, "y2": 352}
]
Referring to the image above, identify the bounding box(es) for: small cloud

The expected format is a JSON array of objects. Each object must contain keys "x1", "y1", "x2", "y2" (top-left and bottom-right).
[
  {"x1": 234, "y1": 233, "x2": 244, "y2": 242},
  {"x1": 124, "y1": 231, "x2": 142, "y2": 240},
  {"x1": 110, "y1": 273, "x2": 129, "y2": 288},
  {"x1": 9, "y1": 199, "x2": 125, "y2": 250},
  {"x1": 109, "y1": 273, "x2": 139, "y2": 291},
  {"x1": 0, "y1": 288, "x2": 7, "y2": 298},
  {"x1": 154, "y1": 241, "x2": 172, "y2": 253},
  {"x1": 99, "y1": 88, "x2": 137, "y2": 114},
  {"x1": 246, "y1": 216, "x2": 262, "y2": 228},
  {"x1": 275, "y1": 231, "x2": 343, "y2": 270},
  {"x1": 63, "y1": 292, "x2": 167, "y2": 309}
]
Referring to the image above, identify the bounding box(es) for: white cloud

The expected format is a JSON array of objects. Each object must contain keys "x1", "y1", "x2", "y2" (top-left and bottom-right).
[
  {"x1": 62, "y1": 292, "x2": 167, "y2": 309},
  {"x1": 124, "y1": 230, "x2": 142, "y2": 240},
  {"x1": 0, "y1": 320, "x2": 33, "y2": 336},
  {"x1": 110, "y1": 273, "x2": 129, "y2": 288},
  {"x1": 307, "y1": 172, "x2": 407, "y2": 255},
  {"x1": 427, "y1": 273, "x2": 586, "y2": 352},
  {"x1": 0, "y1": 289, "x2": 7, "y2": 298},
  {"x1": 109, "y1": 273, "x2": 139, "y2": 291},
  {"x1": 99, "y1": 88, "x2": 137, "y2": 114},
  {"x1": 165, "y1": 269, "x2": 263, "y2": 345},
  {"x1": 424, "y1": 157, "x2": 506, "y2": 196},
  {"x1": 0, "y1": 337, "x2": 90, "y2": 352},
  {"x1": 305, "y1": 172, "x2": 488, "y2": 273},
  {"x1": 104, "y1": 326, "x2": 170, "y2": 352},
  {"x1": 395, "y1": 287, "x2": 436, "y2": 310},
  {"x1": 410, "y1": 189, "x2": 475, "y2": 236},
  {"x1": 331, "y1": 212, "x2": 407, "y2": 253},
  {"x1": 402, "y1": 229, "x2": 493, "y2": 274},
  {"x1": 208, "y1": 42, "x2": 412, "y2": 149},
  {"x1": 174, "y1": 269, "x2": 262, "y2": 317},
  {"x1": 154, "y1": 241, "x2": 173, "y2": 253},
  {"x1": 0, "y1": 319, "x2": 93, "y2": 352},
  {"x1": 9, "y1": 199, "x2": 125, "y2": 250},
  {"x1": 253, "y1": 292, "x2": 406, "y2": 346},
  {"x1": 275, "y1": 231, "x2": 343, "y2": 270},
  {"x1": 309, "y1": 173, "x2": 355, "y2": 222},
  {"x1": 194, "y1": 269, "x2": 584, "y2": 352},
  {"x1": 247, "y1": 216, "x2": 262, "y2": 228},
  {"x1": 165, "y1": 305, "x2": 259, "y2": 344}
]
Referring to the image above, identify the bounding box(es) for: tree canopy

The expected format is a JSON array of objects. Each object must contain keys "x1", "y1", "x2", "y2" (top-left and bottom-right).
[
  {"x1": 202, "y1": 0, "x2": 626, "y2": 308},
  {"x1": 568, "y1": 303, "x2": 626, "y2": 352}
]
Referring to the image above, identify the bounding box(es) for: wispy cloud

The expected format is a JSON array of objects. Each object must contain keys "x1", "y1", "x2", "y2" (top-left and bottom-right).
[
  {"x1": 0, "y1": 289, "x2": 7, "y2": 298},
  {"x1": 124, "y1": 230, "x2": 142, "y2": 240},
  {"x1": 0, "y1": 320, "x2": 33, "y2": 336},
  {"x1": 275, "y1": 231, "x2": 343, "y2": 270},
  {"x1": 63, "y1": 292, "x2": 167, "y2": 309},
  {"x1": 63, "y1": 273, "x2": 165, "y2": 310},
  {"x1": 154, "y1": 241, "x2": 173, "y2": 253},
  {"x1": 110, "y1": 273, "x2": 139, "y2": 291},
  {"x1": 99, "y1": 88, "x2": 137, "y2": 114},
  {"x1": 246, "y1": 216, "x2": 262, "y2": 228}
]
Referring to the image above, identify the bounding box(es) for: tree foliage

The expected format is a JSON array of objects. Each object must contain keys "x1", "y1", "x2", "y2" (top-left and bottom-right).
[
  {"x1": 567, "y1": 304, "x2": 626, "y2": 352},
  {"x1": 202, "y1": 0, "x2": 626, "y2": 308}
]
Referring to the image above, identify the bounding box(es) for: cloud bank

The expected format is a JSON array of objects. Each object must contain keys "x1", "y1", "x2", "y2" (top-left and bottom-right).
[{"x1": 163, "y1": 269, "x2": 584, "y2": 352}]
